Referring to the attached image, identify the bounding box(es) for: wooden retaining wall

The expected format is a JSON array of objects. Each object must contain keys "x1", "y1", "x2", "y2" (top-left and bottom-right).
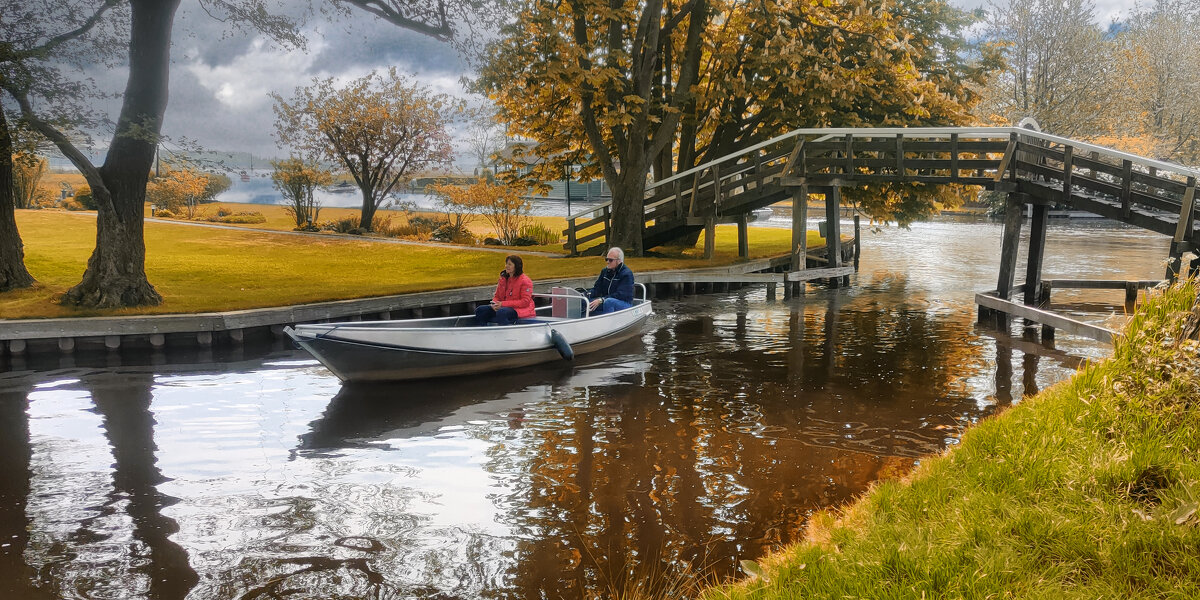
[{"x1": 1, "y1": 257, "x2": 854, "y2": 359}]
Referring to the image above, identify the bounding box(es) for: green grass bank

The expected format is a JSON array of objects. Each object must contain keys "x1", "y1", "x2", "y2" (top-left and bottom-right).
[
  {"x1": 704, "y1": 280, "x2": 1200, "y2": 599},
  {"x1": 3, "y1": 209, "x2": 814, "y2": 319}
]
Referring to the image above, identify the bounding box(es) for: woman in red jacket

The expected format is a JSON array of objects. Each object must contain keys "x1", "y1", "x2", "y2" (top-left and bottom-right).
[{"x1": 475, "y1": 254, "x2": 535, "y2": 325}]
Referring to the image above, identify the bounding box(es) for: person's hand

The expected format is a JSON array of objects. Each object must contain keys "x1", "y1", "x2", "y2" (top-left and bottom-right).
[
  {"x1": 588, "y1": 298, "x2": 602, "y2": 312},
  {"x1": 490, "y1": 300, "x2": 501, "y2": 310}
]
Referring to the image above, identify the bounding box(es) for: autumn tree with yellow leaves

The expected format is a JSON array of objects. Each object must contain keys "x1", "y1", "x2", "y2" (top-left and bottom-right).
[
  {"x1": 428, "y1": 179, "x2": 531, "y2": 244},
  {"x1": 478, "y1": 0, "x2": 996, "y2": 250},
  {"x1": 272, "y1": 69, "x2": 457, "y2": 232},
  {"x1": 272, "y1": 157, "x2": 333, "y2": 229},
  {"x1": 146, "y1": 164, "x2": 210, "y2": 219}
]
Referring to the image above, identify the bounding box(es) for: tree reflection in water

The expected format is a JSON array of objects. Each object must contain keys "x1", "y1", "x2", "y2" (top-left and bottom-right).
[{"x1": 0, "y1": 383, "x2": 52, "y2": 599}]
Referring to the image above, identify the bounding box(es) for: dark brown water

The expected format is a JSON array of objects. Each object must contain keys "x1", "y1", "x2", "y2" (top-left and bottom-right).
[{"x1": 0, "y1": 217, "x2": 1171, "y2": 599}]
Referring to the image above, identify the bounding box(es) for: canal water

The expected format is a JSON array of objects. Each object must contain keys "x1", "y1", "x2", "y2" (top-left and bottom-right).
[{"x1": 0, "y1": 217, "x2": 1172, "y2": 599}]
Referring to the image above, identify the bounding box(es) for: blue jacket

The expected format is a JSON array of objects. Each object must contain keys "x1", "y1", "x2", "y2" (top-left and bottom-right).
[{"x1": 587, "y1": 263, "x2": 634, "y2": 303}]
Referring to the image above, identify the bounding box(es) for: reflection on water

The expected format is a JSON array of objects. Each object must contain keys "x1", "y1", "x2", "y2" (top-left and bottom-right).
[{"x1": 0, "y1": 217, "x2": 1172, "y2": 598}]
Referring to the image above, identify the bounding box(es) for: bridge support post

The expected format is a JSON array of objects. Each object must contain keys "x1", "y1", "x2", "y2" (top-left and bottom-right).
[
  {"x1": 736, "y1": 215, "x2": 749, "y2": 258},
  {"x1": 703, "y1": 216, "x2": 716, "y2": 259},
  {"x1": 1023, "y1": 203, "x2": 1049, "y2": 327},
  {"x1": 790, "y1": 183, "x2": 808, "y2": 296},
  {"x1": 825, "y1": 187, "x2": 843, "y2": 288},
  {"x1": 992, "y1": 192, "x2": 1026, "y2": 328}
]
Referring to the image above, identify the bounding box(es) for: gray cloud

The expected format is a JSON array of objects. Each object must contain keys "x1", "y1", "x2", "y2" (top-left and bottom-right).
[{"x1": 159, "y1": 4, "x2": 473, "y2": 165}]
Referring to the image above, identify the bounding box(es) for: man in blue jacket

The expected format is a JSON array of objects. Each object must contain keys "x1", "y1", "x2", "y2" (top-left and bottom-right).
[{"x1": 587, "y1": 247, "x2": 634, "y2": 314}]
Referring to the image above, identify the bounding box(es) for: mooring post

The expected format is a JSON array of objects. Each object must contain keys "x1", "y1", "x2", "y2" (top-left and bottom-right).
[
  {"x1": 1125, "y1": 281, "x2": 1139, "y2": 313},
  {"x1": 1038, "y1": 283, "x2": 1055, "y2": 341}
]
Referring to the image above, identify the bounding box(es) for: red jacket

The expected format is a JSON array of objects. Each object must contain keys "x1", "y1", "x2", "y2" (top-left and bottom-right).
[{"x1": 493, "y1": 273, "x2": 535, "y2": 319}]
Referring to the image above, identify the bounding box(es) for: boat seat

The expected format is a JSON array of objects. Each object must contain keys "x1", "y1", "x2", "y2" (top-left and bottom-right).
[{"x1": 517, "y1": 317, "x2": 569, "y2": 324}]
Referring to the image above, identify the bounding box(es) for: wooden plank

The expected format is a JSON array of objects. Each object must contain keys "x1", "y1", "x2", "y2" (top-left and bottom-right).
[
  {"x1": 975, "y1": 292, "x2": 1115, "y2": 343},
  {"x1": 648, "y1": 272, "x2": 784, "y2": 284},
  {"x1": 1043, "y1": 279, "x2": 1164, "y2": 289},
  {"x1": 786, "y1": 266, "x2": 855, "y2": 281},
  {"x1": 844, "y1": 134, "x2": 855, "y2": 174},
  {"x1": 565, "y1": 217, "x2": 578, "y2": 254},
  {"x1": 1174, "y1": 177, "x2": 1197, "y2": 243},
  {"x1": 950, "y1": 133, "x2": 959, "y2": 181},
  {"x1": 782, "y1": 139, "x2": 806, "y2": 177},
  {"x1": 805, "y1": 158, "x2": 1000, "y2": 170},
  {"x1": 1121, "y1": 160, "x2": 1133, "y2": 219},
  {"x1": 574, "y1": 228, "x2": 607, "y2": 246},
  {"x1": 1061, "y1": 145, "x2": 1074, "y2": 200},
  {"x1": 994, "y1": 133, "x2": 1018, "y2": 181}
]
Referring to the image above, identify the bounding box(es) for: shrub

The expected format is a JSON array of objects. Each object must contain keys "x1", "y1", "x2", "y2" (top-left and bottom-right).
[
  {"x1": 60, "y1": 199, "x2": 86, "y2": 211},
  {"x1": 154, "y1": 208, "x2": 178, "y2": 219},
  {"x1": 432, "y1": 223, "x2": 476, "y2": 244},
  {"x1": 373, "y1": 214, "x2": 439, "y2": 240},
  {"x1": 320, "y1": 216, "x2": 360, "y2": 233},
  {"x1": 518, "y1": 222, "x2": 561, "y2": 245},
  {"x1": 73, "y1": 186, "x2": 97, "y2": 210},
  {"x1": 205, "y1": 210, "x2": 266, "y2": 224}
]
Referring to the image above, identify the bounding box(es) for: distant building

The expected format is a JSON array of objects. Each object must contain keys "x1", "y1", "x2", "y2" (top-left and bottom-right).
[{"x1": 492, "y1": 141, "x2": 610, "y2": 202}]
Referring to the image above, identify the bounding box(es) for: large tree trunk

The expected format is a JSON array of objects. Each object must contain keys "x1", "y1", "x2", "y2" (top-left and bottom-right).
[
  {"x1": 609, "y1": 166, "x2": 648, "y2": 256},
  {"x1": 0, "y1": 108, "x2": 36, "y2": 292},
  {"x1": 359, "y1": 187, "x2": 378, "y2": 231},
  {"x1": 62, "y1": 0, "x2": 179, "y2": 308}
]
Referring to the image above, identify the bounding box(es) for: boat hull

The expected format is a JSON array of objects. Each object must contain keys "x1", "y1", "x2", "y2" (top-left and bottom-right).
[{"x1": 287, "y1": 301, "x2": 652, "y2": 382}]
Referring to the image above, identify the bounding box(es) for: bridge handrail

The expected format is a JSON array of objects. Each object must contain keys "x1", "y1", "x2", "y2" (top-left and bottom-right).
[{"x1": 564, "y1": 126, "x2": 1200, "y2": 222}]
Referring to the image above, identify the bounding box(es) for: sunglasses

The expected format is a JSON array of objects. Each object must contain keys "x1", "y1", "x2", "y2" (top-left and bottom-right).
[{"x1": 604, "y1": 257, "x2": 618, "y2": 262}]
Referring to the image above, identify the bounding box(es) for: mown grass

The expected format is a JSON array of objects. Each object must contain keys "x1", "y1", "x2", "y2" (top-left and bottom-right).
[
  {"x1": 707, "y1": 280, "x2": 1200, "y2": 599},
  {"x1": 3, "y1": 209, "x2": 818, "y2": 319}
]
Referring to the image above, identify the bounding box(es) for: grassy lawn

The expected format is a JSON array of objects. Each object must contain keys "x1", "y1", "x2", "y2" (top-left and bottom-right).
[
  {"x1": 4, "y1": 209, "x2": 818, "y2": 319},
  {"x1": 706, "y1": 280, "x2": 1200, "y2": 599}
]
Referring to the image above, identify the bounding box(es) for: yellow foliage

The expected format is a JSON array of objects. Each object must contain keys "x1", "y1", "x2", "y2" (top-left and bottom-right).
[
  {"x1": 147, "y1": 164, "x2": 210, "y2": 219},
  {"x1": 428, "y1": 179, "x2": 530, "y2": 244}
]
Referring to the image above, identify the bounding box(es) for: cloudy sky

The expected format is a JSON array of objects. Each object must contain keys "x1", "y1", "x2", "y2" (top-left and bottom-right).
[{"x1": 67, "y1": 0, "x2": 1138, "y2": 170}]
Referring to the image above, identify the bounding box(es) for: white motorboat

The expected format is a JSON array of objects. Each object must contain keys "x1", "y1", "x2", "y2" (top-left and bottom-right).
[{"x1": 284, "y1": 286, "x2": 652, "y2": 382}]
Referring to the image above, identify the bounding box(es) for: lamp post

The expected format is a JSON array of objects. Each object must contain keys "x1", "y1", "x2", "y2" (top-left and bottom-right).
[{"x1": 565, "y1": 163, "x2": 572, "y2": 217}]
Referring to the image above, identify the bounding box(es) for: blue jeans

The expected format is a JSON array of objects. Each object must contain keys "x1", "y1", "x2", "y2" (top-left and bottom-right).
[
  {"x1": 595, "y1": 297, "x2": 631, "y2": 314},
  {"x1": 475, "y1": 305, "x2": 518, "y2": 325}
]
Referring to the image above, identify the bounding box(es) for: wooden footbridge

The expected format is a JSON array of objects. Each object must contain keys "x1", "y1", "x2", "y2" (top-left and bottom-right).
[{"x1": 564, "y1": 125, "x2": 1199, "y2": 341}]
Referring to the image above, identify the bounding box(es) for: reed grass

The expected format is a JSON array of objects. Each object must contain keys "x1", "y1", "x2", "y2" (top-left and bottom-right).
[{"x1": 706, "y1": 280, "x2": 1200, "y2": 599}]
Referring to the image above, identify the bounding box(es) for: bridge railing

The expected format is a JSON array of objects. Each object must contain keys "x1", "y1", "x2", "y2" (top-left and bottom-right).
[
  {"x1": 1008, "y1": 137, "x2": 1197, "y2": 241},
  {"x1": 561, "y1": 127, "x2": 1200, "y2": 255}
]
